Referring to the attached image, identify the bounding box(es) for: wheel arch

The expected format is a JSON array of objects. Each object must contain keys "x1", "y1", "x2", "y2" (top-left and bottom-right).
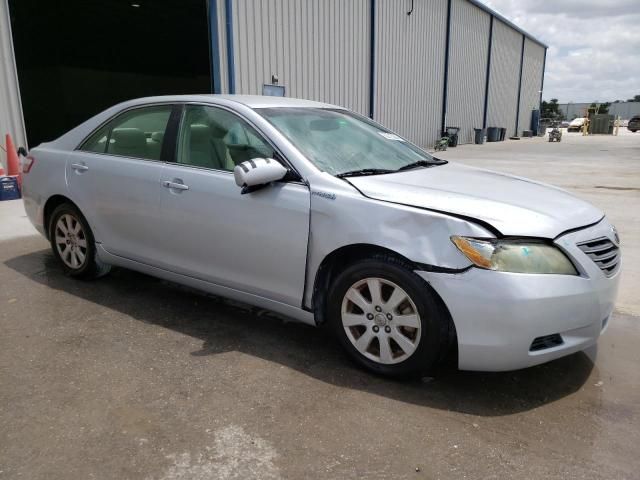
[
  {"x1": 311, "y1": 244, "x2": 453, "y2": 322},
  {"x1": 43, "y1": 195, "x2": 81, "y2": 240}
]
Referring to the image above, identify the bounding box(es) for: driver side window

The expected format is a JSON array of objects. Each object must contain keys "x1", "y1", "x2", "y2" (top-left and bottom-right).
[{"x1": 177, "y1": 105, "x2": 275, "y2": 172}]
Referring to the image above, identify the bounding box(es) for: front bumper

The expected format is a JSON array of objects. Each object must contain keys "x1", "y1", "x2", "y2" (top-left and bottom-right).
[{"x1": 418, "y1": 220, "x2": 621, "y2": 371}]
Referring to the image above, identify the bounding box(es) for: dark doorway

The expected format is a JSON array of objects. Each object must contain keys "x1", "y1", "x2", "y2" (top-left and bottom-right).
[{"x1": 9, "y1": 0, "x2": 211, "y2": 147}]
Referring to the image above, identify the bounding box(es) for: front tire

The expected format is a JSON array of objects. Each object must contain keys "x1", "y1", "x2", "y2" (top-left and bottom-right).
[
  {"x1": 49, "y1": 203, "x2": 111, "y2": 279},
  {"x1": 327, "y1": 256, "x2": 452, "y2": 377}
]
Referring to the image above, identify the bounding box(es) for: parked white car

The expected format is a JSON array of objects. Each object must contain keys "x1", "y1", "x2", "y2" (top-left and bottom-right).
[
  {"x1": 567, "y1": 117, "x2": 587, "y2": 132},
  {"x1": 21, "y1": 95, "x2": 621, "y2": 377}
]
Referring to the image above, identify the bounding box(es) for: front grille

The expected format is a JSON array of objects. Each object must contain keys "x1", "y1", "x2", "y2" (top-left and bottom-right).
[
  {"x1": 577, "y1": 237, "x2": 620, "y2": 277},
  {"x1": 530, "y1": 334, "x2": 564, "y2": 352}
]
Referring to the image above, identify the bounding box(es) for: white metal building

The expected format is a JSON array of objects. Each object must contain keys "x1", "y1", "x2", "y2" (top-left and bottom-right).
[
  {"x1": 0, "y1": 0, "x2": 546, "y2": 170},
  {"x1": 558, "y1": 102, "x2": 640, "y2": 121}
]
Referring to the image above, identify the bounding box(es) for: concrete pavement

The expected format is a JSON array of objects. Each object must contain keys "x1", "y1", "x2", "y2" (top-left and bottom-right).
[
  {"x1": 1, "y1": 131, "x2": 639, "y2": 479},
  {"x1": 0, "y1": 199, "x2": 37, "y2": 242}
]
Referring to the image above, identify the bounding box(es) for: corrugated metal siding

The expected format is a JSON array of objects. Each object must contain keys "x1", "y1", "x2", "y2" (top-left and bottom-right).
[
  {"x1": 446, "y1": 0, "x2": 490, "y2": 144},
  {"x1": 374, "y1": 0, "x2": 448, "y2": 149},
  {"x1": 486, "y1": 19, "x2": 522, "y2": 136},
  {"x1": 517, "y1": 38, "x2": 545, "y2": 134},
  {"x1": 231, "y1": 0, "x2": 370, "y2": 115},
  {"x1": 0, "y1": 0, "x2": 27, "y2": 164},
  {"x1": 214, "y1": 0, "x2": 229, "y2": 94}
]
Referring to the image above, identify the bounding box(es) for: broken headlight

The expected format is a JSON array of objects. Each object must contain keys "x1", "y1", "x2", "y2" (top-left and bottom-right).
[{"x1": 451, "y1": 236, "x2": 578, "y2": 275}]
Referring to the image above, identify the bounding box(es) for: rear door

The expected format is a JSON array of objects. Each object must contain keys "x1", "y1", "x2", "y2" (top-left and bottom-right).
[
  {"x1": 66, "y1": 104, "x2": 178, "y2": 264},
  {"x1": 156, "y1": 103, "x2": 311, "y2": 307}
]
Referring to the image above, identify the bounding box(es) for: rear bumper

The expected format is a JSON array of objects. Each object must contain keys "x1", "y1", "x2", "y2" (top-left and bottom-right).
[
  {"x1": 22, "y1": 190, "x2": 47, "y2": 238},
  {"x1": 418, "y1": 220, "x2": 621, "y2": 372}
]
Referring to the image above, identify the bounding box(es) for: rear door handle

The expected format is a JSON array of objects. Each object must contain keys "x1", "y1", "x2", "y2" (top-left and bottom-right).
[
  {"x1": 71, "y1": 163, "x2": 89, "y2": 172},
  {"x1": 162, "y1": 180, "x2": 189, "y2": 191}
]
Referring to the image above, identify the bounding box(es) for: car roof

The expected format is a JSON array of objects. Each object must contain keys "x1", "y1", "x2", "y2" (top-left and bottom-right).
[
  {"x1": 45, "y1": 94, "x2": 346, "y2": 152},
  {"x1": 124, "y1": 94, "x2": 342, "y2": 110}
]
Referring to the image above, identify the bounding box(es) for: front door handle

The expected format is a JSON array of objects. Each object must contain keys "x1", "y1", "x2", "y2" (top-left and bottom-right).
[
  {"x1": 71, "y1": 163, "x2": 89, "y2": 172},
  {"x1": 162, "y1": 180, "x2": 189, "y2": 191}
]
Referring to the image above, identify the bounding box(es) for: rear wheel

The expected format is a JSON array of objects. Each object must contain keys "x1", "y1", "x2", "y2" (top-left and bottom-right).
[
  {"x1": 327, "y1": 256, "x2": 452, "y2": 377},
  {"x1": 49, "y1": 203, "x2": 111, "y2": 279}
]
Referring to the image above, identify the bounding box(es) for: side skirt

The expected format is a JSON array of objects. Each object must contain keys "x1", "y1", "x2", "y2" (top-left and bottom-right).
[{"x1": 96, "y1": 244, "x2": 317, "y2": 327}]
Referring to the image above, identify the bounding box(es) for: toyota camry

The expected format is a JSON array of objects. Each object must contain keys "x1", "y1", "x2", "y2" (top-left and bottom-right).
[{"x1": 21, "y1": 95, "x2": 621, "y2": 376}]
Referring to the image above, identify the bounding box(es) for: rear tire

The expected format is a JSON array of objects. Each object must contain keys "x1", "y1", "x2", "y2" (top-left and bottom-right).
[
  {"x1": 48, "y1": 203, "x2": 111, "y2": 279},
  {"x1": 327, "y1": 255, "x2": 452, "y2": 377}
]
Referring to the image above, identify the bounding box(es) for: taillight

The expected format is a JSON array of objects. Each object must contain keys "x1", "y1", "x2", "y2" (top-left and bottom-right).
[{"x1": 22, "y1": 155, "x2": 35, "y2": 174}]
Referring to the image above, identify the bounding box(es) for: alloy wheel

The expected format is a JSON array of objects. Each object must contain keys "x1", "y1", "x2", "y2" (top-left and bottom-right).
[
  {"x1": 54, "y1": 213, "x2": 88, "y2": 269},
  {"x1": 341, "y1": 277, "x2": 421, "y2": 365}
]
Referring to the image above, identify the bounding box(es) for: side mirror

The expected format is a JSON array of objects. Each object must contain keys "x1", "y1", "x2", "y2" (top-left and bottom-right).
[{"x1": 233, "y1": 158, "x2": 288, "y2": 194}]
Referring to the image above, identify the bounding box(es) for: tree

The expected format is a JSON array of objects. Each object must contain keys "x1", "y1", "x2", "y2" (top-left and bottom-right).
[
  {"x1": 627, "y1": 95, "x2": 640, "y2": 102},
  {"x1": 541, "y1": 98, "x2": 564, "y2": 120},
  {"x1": 589, "y1": 102, "x2": 611, "y2": 115}
]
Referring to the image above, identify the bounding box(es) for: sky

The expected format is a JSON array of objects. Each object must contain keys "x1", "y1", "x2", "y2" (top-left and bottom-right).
[{"x1": 482, "y1": 0, "x2": 640, "y2": 103}]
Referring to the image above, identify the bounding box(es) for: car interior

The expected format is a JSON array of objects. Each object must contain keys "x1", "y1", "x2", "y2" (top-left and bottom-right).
[{"x1": 176, "y1": 107, "x2": 274, "y2": 171}]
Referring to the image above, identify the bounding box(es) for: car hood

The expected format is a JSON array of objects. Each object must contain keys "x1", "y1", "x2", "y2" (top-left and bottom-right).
[{"x1": 347, "y1": 163, "x2": 603, "y2": 238}]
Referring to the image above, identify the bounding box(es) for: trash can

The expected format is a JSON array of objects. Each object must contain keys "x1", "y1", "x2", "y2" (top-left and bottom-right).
[
  {"x1": 474, "y1": 128, "x2": 485, "y2": 144},
  {"x1": 531, "y1": 109, "x2": 540, "y2": 136},
  {"x1": 444, "y1": 126, "x2": 459, "y2": 147},
  {"x1": 487, "y1": 127, "x2": 499, "y2": 142},
  {"x1": 499, "y1": 128, "x2": 507, "y2": 141},
  {"x1": 0, "y1": 176, "x2": 21, "y2": 201}
]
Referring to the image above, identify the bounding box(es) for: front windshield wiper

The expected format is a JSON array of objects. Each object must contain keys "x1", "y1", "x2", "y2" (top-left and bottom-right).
[
  {"x1": 396, "y1": 158, "x2": 447, "y2": 172},
  {"x1": 336, "y1": 168, "x2": 396, "y2": 178}
]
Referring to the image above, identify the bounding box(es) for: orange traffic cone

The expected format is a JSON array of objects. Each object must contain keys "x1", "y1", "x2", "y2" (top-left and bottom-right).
[
  {"x1": 5, "y1": 134, "x2": 21, "y2": 187},
  {"x1": 5, "y1": 134, "x2": 20, "y2": 176}
]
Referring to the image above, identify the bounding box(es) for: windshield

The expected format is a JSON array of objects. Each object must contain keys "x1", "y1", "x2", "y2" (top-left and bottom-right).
[{"x1": 257, "y1": 107, "x2": 440, "y2": 176}]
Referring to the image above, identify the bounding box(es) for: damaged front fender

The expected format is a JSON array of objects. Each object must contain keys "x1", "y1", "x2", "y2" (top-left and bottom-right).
[{"x1": 303, "y1": 173, "x2": 495, "y2": 310}]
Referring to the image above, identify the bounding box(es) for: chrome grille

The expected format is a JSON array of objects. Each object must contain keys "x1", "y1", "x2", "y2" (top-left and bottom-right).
[{"x1": 577, "y1": 237, "x2": 620, "y2": 276}]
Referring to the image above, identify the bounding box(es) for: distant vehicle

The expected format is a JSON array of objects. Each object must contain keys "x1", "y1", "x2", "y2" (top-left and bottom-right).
[
  {"x1": 628, "y1": 116, "x2": 640, "y2": 132},
  {"x1": 21, "y1": 95, "x2": 621, "y2": 376},
  {"x1": 567, "y1": 117, "x2": 587, "y2": 132},
  {"x1": 548, "y1": 125, "x2": 562, "y2": 142},
  {"x1": 559, "y1": 121, "x2": 570, "y2": 128}
]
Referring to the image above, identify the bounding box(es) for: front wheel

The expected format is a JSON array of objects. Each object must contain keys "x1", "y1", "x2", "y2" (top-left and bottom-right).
[
  {"x1": 327, "y1": 256, "x2": 453, "y2": 377},
  {"x1": 49, "y1": 203, "x2": 111, "y2": 279}
]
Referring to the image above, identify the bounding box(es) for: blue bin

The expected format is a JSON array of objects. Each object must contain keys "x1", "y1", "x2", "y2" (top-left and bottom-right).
[{"x1": 0, "y1": 176, "x2": 21, "y2": 201}]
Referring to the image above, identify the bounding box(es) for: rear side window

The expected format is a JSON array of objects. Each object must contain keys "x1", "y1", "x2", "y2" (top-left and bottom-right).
[
  {"x1": 79, "y1": 105, "x2": 172, "y2": 161},
  {"x1": 81, "y1": 124, "x2": 110, "y2": 154}
]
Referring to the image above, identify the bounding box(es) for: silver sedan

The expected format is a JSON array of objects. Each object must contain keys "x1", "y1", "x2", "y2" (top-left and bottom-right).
[{"x1": 21, "y1": 95, "x2": 621, "y2": 377}]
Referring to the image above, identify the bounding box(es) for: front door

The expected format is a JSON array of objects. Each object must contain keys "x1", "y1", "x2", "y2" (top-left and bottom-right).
[
  {"x1": 157, "y1": 104, "x2": 310, "y2": 307},
  {"x1": 66, "y1": 104, "x2": 175, "y2": 264}
]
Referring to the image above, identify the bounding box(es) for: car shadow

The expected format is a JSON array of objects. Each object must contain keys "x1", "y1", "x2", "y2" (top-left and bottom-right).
[{"x1": 5, "y1": 248, "x2": 595, "y2": 417}]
